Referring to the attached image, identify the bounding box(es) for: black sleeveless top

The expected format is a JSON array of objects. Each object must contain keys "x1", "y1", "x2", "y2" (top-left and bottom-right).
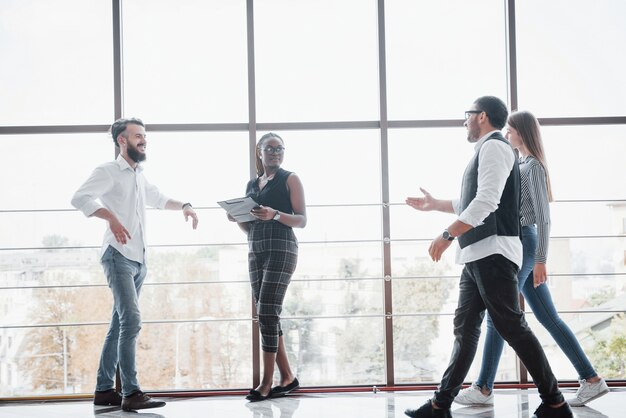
[{"x1": 245, "y1": 168, "x2": 294, "y2": 215}]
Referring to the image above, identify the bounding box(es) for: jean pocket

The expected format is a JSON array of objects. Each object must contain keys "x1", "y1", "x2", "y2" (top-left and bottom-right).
[{"x1": 100, "y1": 245, "x2": 114, "y2": 263}]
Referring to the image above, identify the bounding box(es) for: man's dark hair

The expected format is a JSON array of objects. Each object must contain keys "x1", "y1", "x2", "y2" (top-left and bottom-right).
[
  {"x1": 474, "y1": 96, "x2": 508, "y2": 130},
  {"x1": 110, "y1": 117, "x2": 145, "y2": 147}
]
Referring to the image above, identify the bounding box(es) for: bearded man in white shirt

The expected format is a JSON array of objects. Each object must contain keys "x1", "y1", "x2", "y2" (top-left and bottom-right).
[
  {"x1": 71, "y1": 118, "x2": 198, "y2": 412},
  {"x1": 404, "y1": 97, "x2": 572, "y2": 418}
]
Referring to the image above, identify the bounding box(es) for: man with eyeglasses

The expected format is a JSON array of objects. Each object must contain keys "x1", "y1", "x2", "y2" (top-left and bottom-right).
[
  {"x1": 71, "y1": 117, "x2": 198, "y2": 412},
  {"x1": 405, "y1": 97, "x2": 572, "y2": 418}
]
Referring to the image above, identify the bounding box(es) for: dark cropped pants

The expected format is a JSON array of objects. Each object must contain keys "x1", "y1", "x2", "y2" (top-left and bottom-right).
[{"x1": 248, "y1": 221, "x2": 298, "y2": 353}]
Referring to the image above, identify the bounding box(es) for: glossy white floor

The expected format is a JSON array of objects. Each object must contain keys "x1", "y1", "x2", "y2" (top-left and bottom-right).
[{"x1": 0, "y1": 387, "x2": 622, "y2": 418}]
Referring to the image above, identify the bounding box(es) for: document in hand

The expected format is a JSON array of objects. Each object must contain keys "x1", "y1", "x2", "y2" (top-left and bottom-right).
[{"x1": 218, "y1": 196, "x2": 259, "y2": 222}]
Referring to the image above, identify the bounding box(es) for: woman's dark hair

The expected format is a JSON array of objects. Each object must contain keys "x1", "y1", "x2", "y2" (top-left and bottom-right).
[
  {"x1": 474, "y1": 96, "x2": 508, "y2": 130},
  {"x1": 507, "y1": 111, "x2": 553, "y2": 201},
  {"x1": 255, "y1": 132, "x2": 284, "y2": 176},
  {"x1": 110, "y1": 117, "x2": 144, "y2": 147}
]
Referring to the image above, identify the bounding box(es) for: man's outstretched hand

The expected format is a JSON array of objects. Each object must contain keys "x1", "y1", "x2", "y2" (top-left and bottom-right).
[{"x1": 406, "y1": 188, "x2": 437, "y2": 212}]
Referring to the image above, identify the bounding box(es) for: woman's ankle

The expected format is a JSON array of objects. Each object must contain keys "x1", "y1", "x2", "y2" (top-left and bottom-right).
[{"x1": 280, "y1": 375, "x2": 295, "y2": 385}]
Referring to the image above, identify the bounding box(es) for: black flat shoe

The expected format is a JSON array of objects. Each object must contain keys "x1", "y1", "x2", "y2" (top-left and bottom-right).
[
  {"x1": 271, "y1": 377, "x2": 300, "y2": 397},
  {"x1": 246, "y1": 389, "x2": 271, "y2": 402}
]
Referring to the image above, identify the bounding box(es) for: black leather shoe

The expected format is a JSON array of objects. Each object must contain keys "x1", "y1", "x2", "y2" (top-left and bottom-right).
[
  {"x1": 270, "y1": 377, "x2": 300, "y2": 397},
  {"x1": 93, "y1": 389, "x2": 122, "y2": 406},
  {"x1": 121, "y1": 391, "x2": 166, "y2": 411},
  {"x1": 405, "y1": 400, "x2": 452, "y2": 418},
  {"x1": 533, "y1": 402, "x2": 573, "y2": 418},
  {"x1": 246, "y1": 389, "x2": 271, "y2": 402}
]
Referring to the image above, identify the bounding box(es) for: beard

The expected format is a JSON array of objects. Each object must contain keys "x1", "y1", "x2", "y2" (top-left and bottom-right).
[
  {"x1": 466, "y1": 124, "x2": 480, "y2": 143},
  {"x1": 127, "y1": 143, "x2": 146, "y2": 163}
]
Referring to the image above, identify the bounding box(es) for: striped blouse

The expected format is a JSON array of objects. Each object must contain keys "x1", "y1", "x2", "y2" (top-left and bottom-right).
[{"x1": 519, "y1": 156, "x2": 551, "y2": 263}]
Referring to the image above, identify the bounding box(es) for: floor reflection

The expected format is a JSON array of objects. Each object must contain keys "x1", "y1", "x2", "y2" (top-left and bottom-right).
[
  {"x1": 0, "y1": 387, "x2": 622, "y2": 418},
  {"x1": 94, "y1": 404, "x2": 166, "y2": 418},
  {"x1": 245, "y1": 397, "x2": 300, "y2": 418}
]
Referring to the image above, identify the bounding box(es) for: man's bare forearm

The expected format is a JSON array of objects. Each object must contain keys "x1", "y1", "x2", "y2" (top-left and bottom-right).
[
  {"x1": 91, "y1": 208, "x2": 117, "y2": 223},
  {"x1": 434, "y1": 199, "x2": 455, "y2": 214}
]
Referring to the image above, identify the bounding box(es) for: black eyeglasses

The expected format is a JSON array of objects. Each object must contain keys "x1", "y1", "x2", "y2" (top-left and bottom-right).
[
  {"x1": 260, "y1": 145, "x2": 285, "y2": 154},
  {"x1": 464, "y1": 110, "x2": 483, "y2": 120}
]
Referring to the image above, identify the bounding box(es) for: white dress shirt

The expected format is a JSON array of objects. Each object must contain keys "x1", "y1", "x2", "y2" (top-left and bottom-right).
[
  {"x1": 452, "y1": 130, "x2": 523, "y2": 268},
  {"x1": 71, "y1": 155, "x2": 170, "y2": 264}
]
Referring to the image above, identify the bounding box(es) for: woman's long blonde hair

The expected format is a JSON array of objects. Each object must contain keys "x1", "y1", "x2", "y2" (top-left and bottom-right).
[
  {"x1": 508, "y1": 111, "x2": 553, "y2": 202},
  {"x1": 255, "y1": 132, "x2": 284, "y2": 177}
]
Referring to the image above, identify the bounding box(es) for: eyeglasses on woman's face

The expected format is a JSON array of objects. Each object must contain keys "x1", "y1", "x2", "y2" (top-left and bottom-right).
[{"x1": 260, "y1": 145, "x2": 285, "y2": 155}]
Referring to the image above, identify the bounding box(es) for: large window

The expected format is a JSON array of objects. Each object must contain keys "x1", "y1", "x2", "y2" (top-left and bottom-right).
[
  {"x1": 122, "y1": 0, "x2": 248, "y2": 123},
  {"x1": 255, "y1": 0, "x2": 380, "y2": 122},
  {"x1": 0, "y1": 0, "x2": 113, "y2": 125},
  {"x1": 1, "y1": 0, "x2": 625, "y2": 397},
  {"x1": 385, "y1": 0, "x2": 507, "y2": 120},
  {"x1": 516, "y1": 0, "x2": 626, "y2": 117}
]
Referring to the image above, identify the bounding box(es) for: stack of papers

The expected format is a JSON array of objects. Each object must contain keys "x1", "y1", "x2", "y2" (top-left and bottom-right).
[{"x1": 218, "y1": 197, "x2": 259, "y2": 222}]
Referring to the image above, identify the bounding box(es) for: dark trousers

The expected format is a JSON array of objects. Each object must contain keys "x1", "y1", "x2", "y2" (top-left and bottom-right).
[
  {"x1": 248, "y1": 221, "x2": 298, "y2": 353},
  {"x1": 434, "y1": 254, "x2": 564, "y2": 408}
]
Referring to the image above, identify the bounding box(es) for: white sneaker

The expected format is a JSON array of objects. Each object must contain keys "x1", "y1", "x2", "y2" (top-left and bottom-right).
[
  {"x1": 567, "y1": 378, "x2": 609, "y2": 407},
  {"x1": 454, "y1": 383, "x2": 494, "y2": 406}
]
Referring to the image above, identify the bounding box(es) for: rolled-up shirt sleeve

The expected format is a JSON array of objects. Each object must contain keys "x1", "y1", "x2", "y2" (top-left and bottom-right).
[
  {"x1": 70, "y1": 166, "x2": 113, "y2": 217},
  {"x1": 144, "y1": 178, "x2": 170, "y2": 209},
  {"x1": 458, "y1": 140, "x2": 515, "y2": 228},
  {"x1": 452, "y1": 199, "x2": 461, "y2": 215}
]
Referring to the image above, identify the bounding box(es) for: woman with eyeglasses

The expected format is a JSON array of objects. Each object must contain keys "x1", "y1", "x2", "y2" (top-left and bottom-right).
[
  {"x1": 455, "y1": 111, "x2": 608, "y2": 408},
  {"x1": 229, "y1": 132, "x2": 306, "y2": 402}
]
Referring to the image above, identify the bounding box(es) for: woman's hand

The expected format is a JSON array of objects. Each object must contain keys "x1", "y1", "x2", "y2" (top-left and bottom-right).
[
  {"x1": 533, "y1": 263, "x2": 548, "y2": 288},
  {"x1": 250, "y1": 205, "x2": 277, "y2": 221},
  {"x1": 229, "y1": 212, "x2": 252, "y2": 235}
]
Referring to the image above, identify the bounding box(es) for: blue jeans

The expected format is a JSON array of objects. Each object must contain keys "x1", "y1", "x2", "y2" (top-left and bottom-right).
[
  {"x1": 476, "y1": 225, "x2": 597, "y2": 390},
  {"x1": 96, "y1": 246, "x2": 146, "y2": 397}
]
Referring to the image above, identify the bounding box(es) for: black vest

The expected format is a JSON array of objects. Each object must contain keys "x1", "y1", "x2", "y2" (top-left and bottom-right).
[{"x1": 457, "y1": 132, "x2": 520, "y2": 249}]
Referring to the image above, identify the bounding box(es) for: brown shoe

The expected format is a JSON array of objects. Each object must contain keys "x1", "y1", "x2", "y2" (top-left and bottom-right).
[
  {"x1": 94, "y1": 389, "x2": 122, "y2": 406},
  {"x1": 121, "y1": 391, "x2": 166, "y2": 411}
]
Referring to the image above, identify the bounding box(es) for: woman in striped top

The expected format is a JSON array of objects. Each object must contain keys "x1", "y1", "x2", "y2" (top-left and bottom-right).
[{"x1": 455, "y1": 111, "x2": 608, "y2": 407}]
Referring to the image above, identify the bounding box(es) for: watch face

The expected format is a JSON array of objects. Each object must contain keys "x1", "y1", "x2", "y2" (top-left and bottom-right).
[{"x1": 443, "y1": 230, "x2": 452, "y2": 240}]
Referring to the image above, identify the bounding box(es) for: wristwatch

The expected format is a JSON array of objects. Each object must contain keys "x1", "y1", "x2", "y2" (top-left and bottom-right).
[
  {"x1": 442, "y1": 229, "x2": 455, "y2": 241},
  {"x1": 273, "y1": 210, "x2": 281, "y2": 221}
]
